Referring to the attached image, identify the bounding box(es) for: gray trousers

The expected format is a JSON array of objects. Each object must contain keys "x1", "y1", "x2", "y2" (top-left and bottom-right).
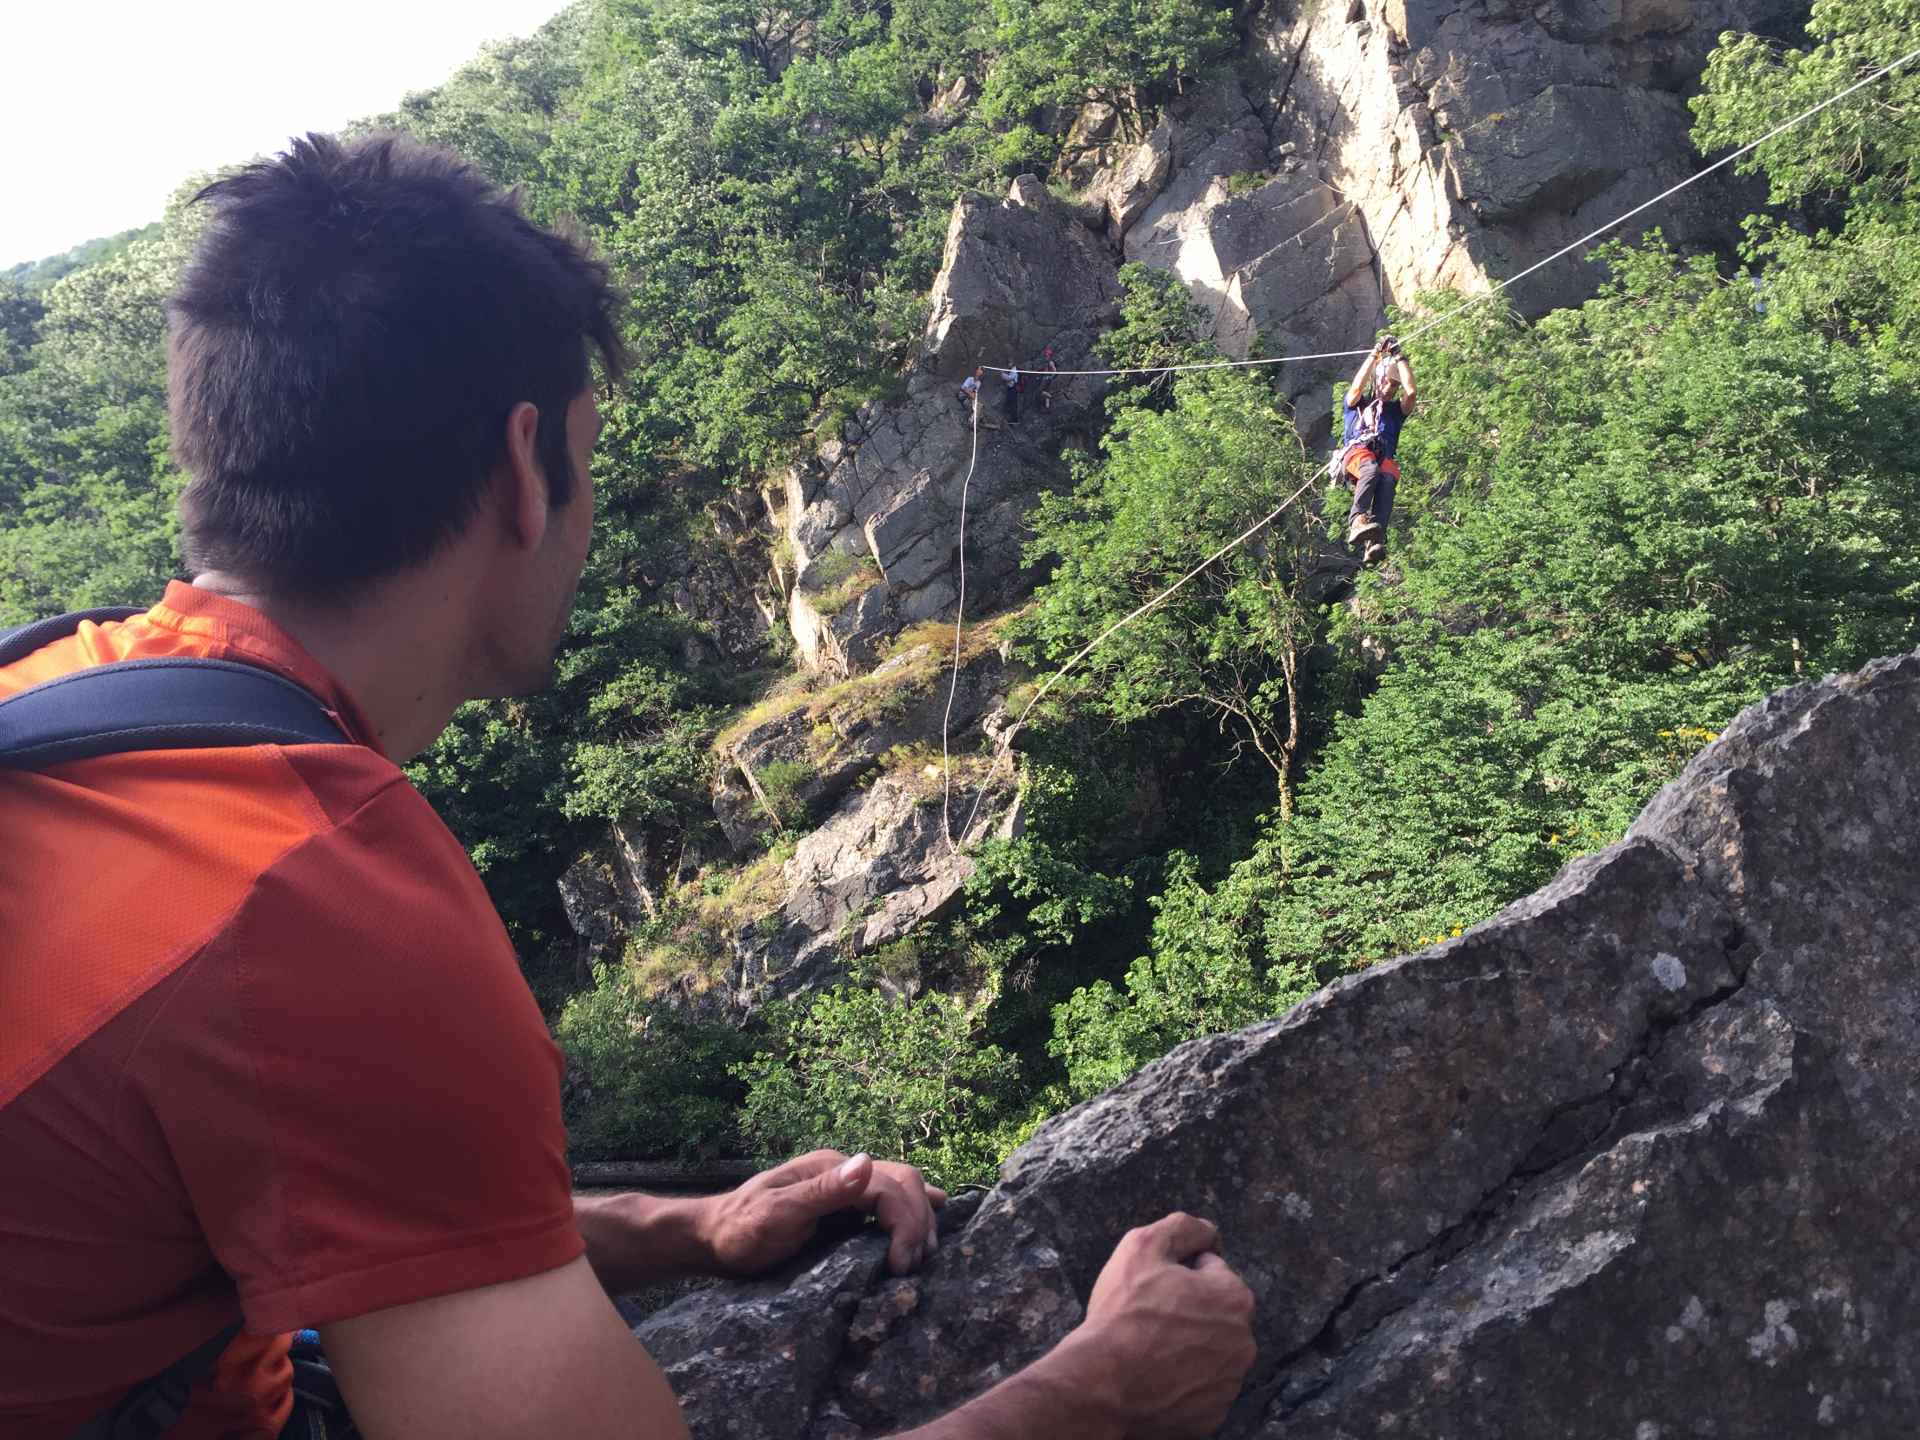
[{"x1": 1348, "y1": 452, "x2": 1397, "y2": 531}]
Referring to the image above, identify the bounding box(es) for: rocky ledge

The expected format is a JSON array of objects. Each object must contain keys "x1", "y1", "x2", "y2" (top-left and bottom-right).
[{"x1": 632, "y1": 646, "x2": 1920, "y2": 1436}]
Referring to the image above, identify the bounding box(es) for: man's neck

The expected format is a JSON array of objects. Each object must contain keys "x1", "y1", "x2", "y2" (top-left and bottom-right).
[{"x1": 191, "y1": 570, "x2": 473, "y2": 762}]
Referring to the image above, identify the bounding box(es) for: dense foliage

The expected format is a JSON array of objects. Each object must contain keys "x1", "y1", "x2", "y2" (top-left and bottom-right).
[{"x1": 4, "y1": 0, "x2": 1915, "y2": 1187}]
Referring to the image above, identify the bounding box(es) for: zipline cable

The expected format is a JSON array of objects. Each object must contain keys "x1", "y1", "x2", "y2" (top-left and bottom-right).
[{"x1": 940, "y1": 42, "x2": 1920, "y2": 849}]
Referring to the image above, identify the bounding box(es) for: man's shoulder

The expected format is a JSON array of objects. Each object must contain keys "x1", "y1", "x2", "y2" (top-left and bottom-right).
[{"x1": 258, "y1": 763, "x2": 503, "y2": 951}]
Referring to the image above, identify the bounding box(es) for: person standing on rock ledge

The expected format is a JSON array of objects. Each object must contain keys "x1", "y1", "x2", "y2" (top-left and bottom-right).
[
  {"x1": 0, "y1": 132, "x2": 1257, "y2": 1440},
  {"x1": 1338, "y1": 335, "x2": 1416, "y2": 567},
  {"x1": 1001, "y1": 364, "x2": 1022, "y2": 425},
  {"x1": 958, "y1": 365, "x2": 983, "y2": 418}
]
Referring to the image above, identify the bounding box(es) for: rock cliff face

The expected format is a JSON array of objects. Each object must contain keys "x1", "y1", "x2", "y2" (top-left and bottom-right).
[
  {"x1": 632, "y1": 647, "x2": 1920, "y2": 1436},
  {"x1": 774, "y1": 0, "x2": 1809, "y2": 676},
  {"x1": 783, "y1": 176, "x2": 1121, "y2": 676},
  {"x1": 1276, "y1": 0, "x2": 1801, "y2": 316},
  {"x1": 565, "y1": 0, "x2": 1813, "y2": 1006},
  {"x1": 1089, "y1": 0, "x2": 1801, "y2": 411}
]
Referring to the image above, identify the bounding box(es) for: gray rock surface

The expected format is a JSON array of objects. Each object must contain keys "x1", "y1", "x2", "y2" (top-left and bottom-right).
[
  {"x1": 1259, "y1": 0, "x2": 1800, "y2": 316},
  {"x1": 631, "y1": 648, "x2": 1920, "y2": 1436},
  {"x1": 783, "y1": 177, "x2": 1121, "y2": 673},
  {"x1": 557, "y1": 823, "x2": 659, "y2": 977},
  {"x1": 711, "y1": 648, "x2": 1009, "y2": 853},
  {"x1": 736, "y1": 765, "x2": 1019, "y2": 1008},
  {"x1": 1089, "y1": 0, "x2": 1801, "y2": 423}
]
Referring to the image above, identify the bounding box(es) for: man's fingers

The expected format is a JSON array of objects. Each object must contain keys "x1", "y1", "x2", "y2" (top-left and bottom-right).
[
  {"x1": 778, "y1": 1151, "x2": 871, "y2": 1219},
  {"x1": 869, "y1": 1170, "x2": 936, "y2": 1275},
  {"x1": 1134, "y1": 1211, "x2": 1221, "y2": 1263},
  {"x1": 1190, "y1": 1254, "x2": 1257, "y2": 1315},
  {"x1": 756, "y1": 1148, "x2": 851, "y2": 1190}
]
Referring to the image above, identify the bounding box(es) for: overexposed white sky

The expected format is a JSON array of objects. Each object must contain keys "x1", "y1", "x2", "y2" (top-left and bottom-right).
[{"x1": 1, "y1": 0, "x2": 571, "y2": 269}]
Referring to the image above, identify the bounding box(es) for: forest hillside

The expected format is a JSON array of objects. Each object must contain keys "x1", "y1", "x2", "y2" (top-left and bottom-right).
[{"x1": 2, "y1": 0, "x2": 1916, "y2": 1188}]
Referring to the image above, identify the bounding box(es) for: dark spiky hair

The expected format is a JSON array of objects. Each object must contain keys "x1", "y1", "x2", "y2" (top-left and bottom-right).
[{"x1": 169, "y1": 132, "x2": 626, "y2": 596}]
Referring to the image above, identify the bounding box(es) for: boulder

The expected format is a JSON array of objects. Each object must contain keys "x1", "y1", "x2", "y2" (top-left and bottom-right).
[
  {"x1": 734, "y1": 765, "x2": 1019, "y2": 1008},
  {"x1": 632, "y1": 647, "x2": 1920, "y2": 1436},
  {"x1": 711, "y1": 649, "x2": 1009, "y2": 853}
]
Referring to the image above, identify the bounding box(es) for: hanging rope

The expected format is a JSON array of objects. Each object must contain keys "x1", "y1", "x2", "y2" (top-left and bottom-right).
[
  {"x1": 939, "y1": 387, "x2": 983, "y2": 855},
  {"x1": 938, "y1": 42, "x2": 1920, "y2": 850}
]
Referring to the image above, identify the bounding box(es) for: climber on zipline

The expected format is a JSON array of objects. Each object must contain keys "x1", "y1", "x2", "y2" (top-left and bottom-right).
[
  {"x1": 1337, "y1": 335, "x2": 1415, "y2": 566},
  {"x1": 1001, "y1": 364, "x2": 1022, "y2": 426},
  {"x1": 1040, "y1": 346, "x2": 1059, "y2": 411}
]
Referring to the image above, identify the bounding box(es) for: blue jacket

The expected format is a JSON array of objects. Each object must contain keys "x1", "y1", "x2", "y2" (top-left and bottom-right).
[{"x1": 1341, "y1": 396, "x2": 1407, "y2": 460}]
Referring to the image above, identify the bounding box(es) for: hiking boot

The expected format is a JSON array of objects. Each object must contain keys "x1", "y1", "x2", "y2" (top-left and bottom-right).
[
  {"x1": 1363, "y1": 539, "x2": 1388, "y2": 567},
  {"x1": 1348, "y1": 513, "x2": 1383, "y2": 545}
]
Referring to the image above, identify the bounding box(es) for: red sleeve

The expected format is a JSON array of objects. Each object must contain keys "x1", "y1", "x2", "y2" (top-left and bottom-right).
[{"x1": 131, "y1": 777, "x2": 583, "y2": 1334}]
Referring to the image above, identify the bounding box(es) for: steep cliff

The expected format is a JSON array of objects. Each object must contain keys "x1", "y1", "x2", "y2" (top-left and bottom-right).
[
  {"x1": 633, "y1": 645, "x2": 1920, "y2": 1437},
  {"x1": 565, "y1": 0, "x2": 1815, "y2": 1008}
]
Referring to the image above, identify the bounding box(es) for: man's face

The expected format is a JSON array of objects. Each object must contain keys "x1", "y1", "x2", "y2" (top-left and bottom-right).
[
  {"x1": 540, "y1": 387, "x2": 602, "y2": 657},
  {"x1": 485, "y1": 386, "x2": 602, "y2": 699}
]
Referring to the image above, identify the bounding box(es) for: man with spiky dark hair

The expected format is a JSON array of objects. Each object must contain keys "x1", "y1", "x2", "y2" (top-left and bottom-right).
[{"x1": 0, "y1": 134, "x2": 1256, "y2": 1440}]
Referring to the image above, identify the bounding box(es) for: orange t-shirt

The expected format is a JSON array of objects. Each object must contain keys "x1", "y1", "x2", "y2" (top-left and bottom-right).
[{"x1": 0, "y1": 584, "x2": 582, "y2": 1438}]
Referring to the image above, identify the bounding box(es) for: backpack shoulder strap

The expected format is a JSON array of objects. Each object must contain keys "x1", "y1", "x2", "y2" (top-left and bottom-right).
[
  {"x1": 0, "y1": 658, "x2": 348, "y2": 769},
  {"x1": 1, "y1": 606, "x2": 348, "y2": 767},
  {"x1": 67, "y1": 1320, "x2": 245, "y2": 1440}
]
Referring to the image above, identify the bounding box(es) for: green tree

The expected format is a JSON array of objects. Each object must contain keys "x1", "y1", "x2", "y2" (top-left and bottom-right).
[
  {"x1": 1693, "y1": 0, "x2": 1920, "y2": 378},
  {"x1": 1691, "y1": 0, "x2": 1920, "y2": 219},
  {"x1": 555, "y1": 963, "x2": 755, "y2": 1158},
  {"x1": 735, "y1": 982, "x2": 1026, "y2": 1188},
  {"x1": 1022, "y1": 367, "x2": 1325, "y2": 815},
  {"x1": 1048, "y1": 851, "x2": 1315, "y2": 1101},
  {"x1": 0, "y1": 219, "x2": 196, "y2": 623},
  {"x1": 981, "y1": 0, "x2": 1232, "y2": 141}
]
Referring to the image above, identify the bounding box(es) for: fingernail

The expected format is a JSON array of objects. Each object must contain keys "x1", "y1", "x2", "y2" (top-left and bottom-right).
[
  {"x1": 837, "y1": 1153, "x2": 869, "y2": 1181},
  {"x1": 927, "y1": 1230, "x2": 939, "y2": 1255}
]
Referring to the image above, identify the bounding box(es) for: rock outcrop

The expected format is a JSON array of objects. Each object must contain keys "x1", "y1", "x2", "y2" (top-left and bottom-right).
[
  {"x1": 699, "y1": 642, "x2": 1022, "y2": 1007},
  {"x1": 557, "y1": 823, "x2": 659, "y2": 977},
  {"x1": 736, "y1": 763, "x2": 1018, "y2": 1007},
  {"x1": 712, "y1": 647, "x2": 1011, "y2": 852},
  {"x1": 783, "y1": 177, "x2": 1121, "y2": 675},
  {"x1": 1085, "y1": 0, "x2": 1801, "y2": 415},
  {"x1": 631, "y1": 647, "x2": 1920, "y2": 1436}
]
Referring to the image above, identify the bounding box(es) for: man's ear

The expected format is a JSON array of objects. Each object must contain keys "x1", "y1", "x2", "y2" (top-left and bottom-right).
[{"x1": 497, "y1": 400, "x2": 550, "y2": 552}]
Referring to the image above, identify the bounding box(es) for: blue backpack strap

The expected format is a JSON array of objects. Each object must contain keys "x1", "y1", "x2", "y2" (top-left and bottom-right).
[
  {"x1": 0, "y1": 658, "x2": 347, "y2": 769},
  {"x1": 1, "y1": 606, "x2": 348, "y2": 768}
]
